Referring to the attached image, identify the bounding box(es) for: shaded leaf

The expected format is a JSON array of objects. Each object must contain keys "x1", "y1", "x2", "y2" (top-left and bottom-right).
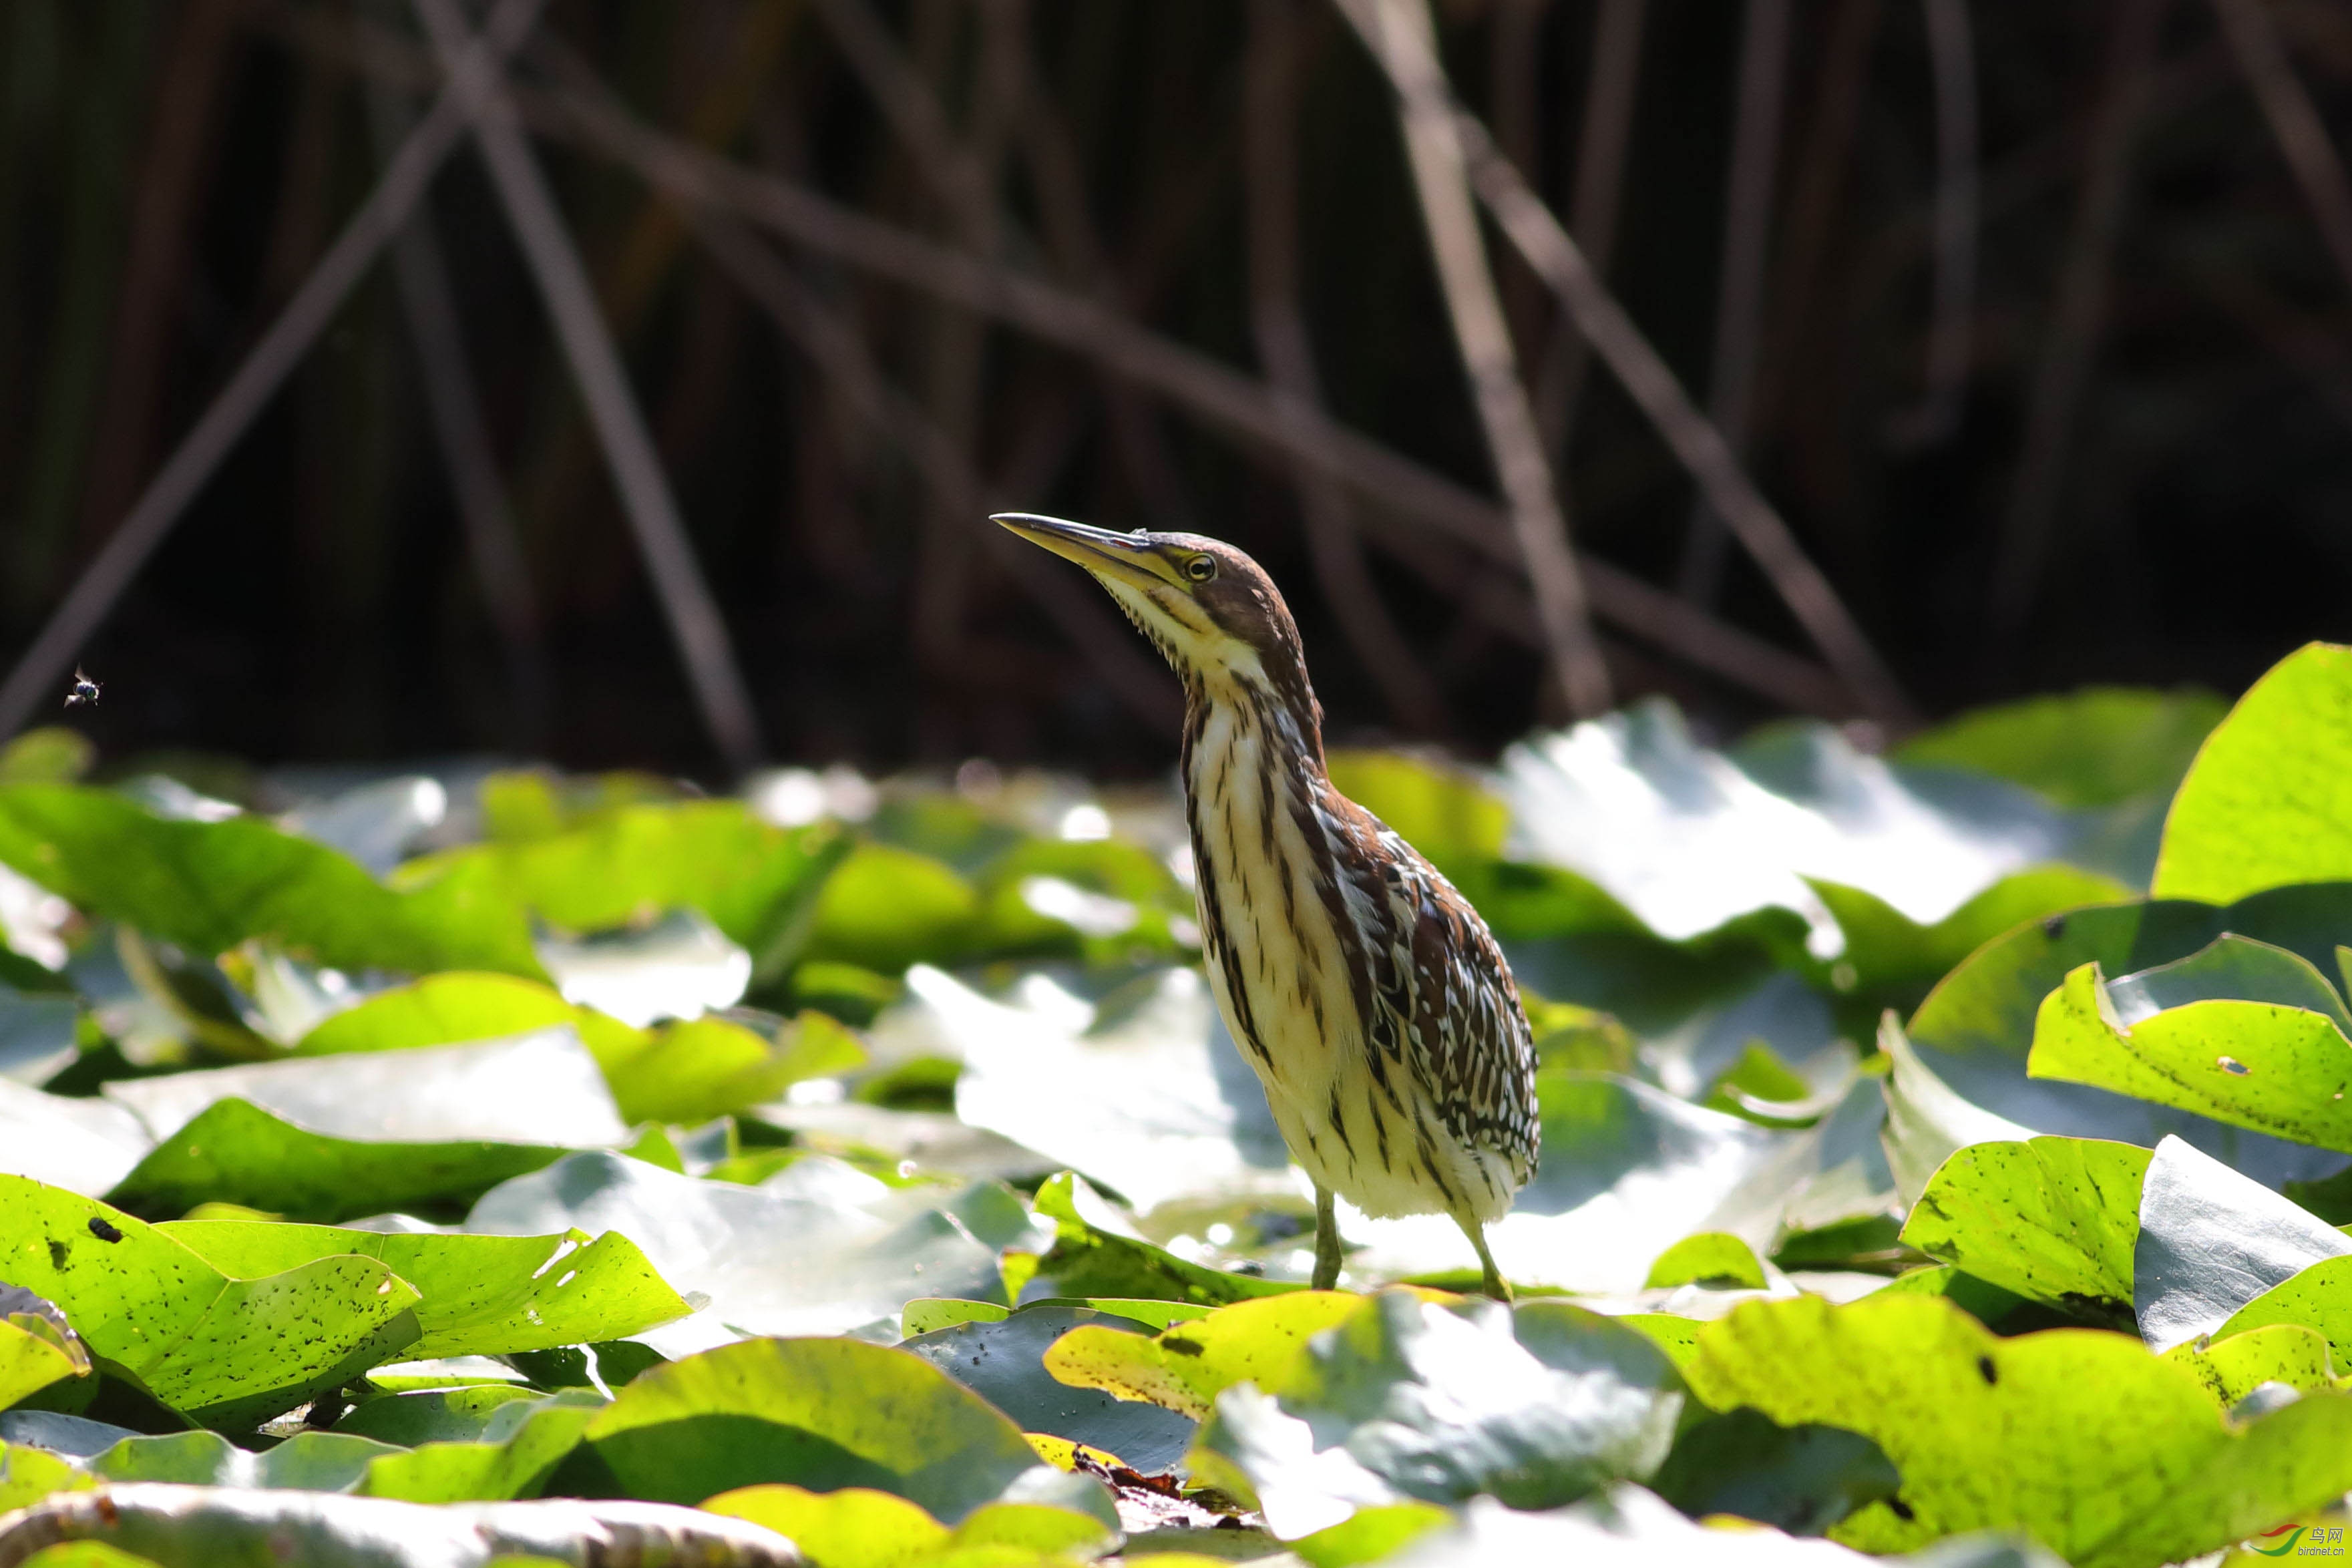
[
  {"x1": 1894, "y1": 687, "x2": 2224, "y2": 810},
  {"x1": 899, "y1": 1303, "x2": 1199, "y2": 1475},
  {"x1": 2132, "y1": 1136, "x2": 2352, "y2": 1352},
  {"x1": 1649, "y1": 1408, "x2": 1901, "y2": 1537},
  {"x1": 1187, "y1": 1291, "x2": 1684, "y2": 1537},
  {"x1": 566, "y1": 1336, "x2": 1038, "y2": 1521},
  {"x1": 0, "y1": 1485, "x2": 800, "y2": 1567}
]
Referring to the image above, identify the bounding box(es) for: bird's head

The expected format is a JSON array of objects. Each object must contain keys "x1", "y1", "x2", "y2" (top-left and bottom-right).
[{"x1": 994, "y1": 513, "x2": 1316, "y2": 711}]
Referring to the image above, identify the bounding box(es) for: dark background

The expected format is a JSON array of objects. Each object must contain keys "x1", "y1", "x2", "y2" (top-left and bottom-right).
[{"x1": 5, "y1": 0, "x2": 2350, "y2": 783}]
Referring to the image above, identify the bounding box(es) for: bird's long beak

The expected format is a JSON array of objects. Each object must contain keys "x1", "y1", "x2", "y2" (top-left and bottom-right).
[{"x1": 992, "y1": 513, "x2": 1179, "y2": 592}]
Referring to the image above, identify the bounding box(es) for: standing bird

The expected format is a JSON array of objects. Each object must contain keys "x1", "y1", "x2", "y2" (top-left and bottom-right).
[{"x1": 996, "y1": 514, "x2": 1539, "y2": 1300}]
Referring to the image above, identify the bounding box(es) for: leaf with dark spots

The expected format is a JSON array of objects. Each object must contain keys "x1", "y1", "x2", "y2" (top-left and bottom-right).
[{"x1": 0, "y1": 1175, "x2": 419, "y2": 1429}]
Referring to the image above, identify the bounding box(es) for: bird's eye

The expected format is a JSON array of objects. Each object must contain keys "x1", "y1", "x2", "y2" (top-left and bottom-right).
[{"x1": 1185, "y1": 555, "x2": 1217, "y2": 583}]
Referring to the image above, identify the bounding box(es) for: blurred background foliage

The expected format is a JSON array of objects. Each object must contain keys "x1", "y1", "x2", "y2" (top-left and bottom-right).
[{"x1": 4, "y1": 0, "x2": 2351, "y2": 779}]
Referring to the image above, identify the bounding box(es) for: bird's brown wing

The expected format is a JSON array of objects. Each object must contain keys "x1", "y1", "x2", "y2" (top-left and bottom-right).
[{"x1": 1310, "y1": 785, "x2": 1541, "y2": 1183}]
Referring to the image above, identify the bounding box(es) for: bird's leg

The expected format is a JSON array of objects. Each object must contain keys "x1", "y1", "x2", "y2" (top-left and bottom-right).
[
  {"x1": 1312, "y1": 1184, "x2": 1343, "y2": 1290},
  {"x1": 1458, "y1": 1217, "x2": 1513, "y2": 1304}
]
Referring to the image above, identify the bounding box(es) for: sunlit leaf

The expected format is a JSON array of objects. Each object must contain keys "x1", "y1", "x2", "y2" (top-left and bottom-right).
[
  {"x1": 2154, "y1": 643, "x2": 2352, "y2": 902},
  {"x1": 1899, "y1": 1137, "x2": 2149, "y2": 1327},
  {"x1": 1683, "y1": 1292, "x2": 2352, "y2": 1566},
  {"x1": 155, "y1": 1223, "x2": 690, "y2": 1359},
  {"x1": 0, "y1": 1176, "x2": 419, "y2": 1428},
  {"x1": 900, "y1": 1302, "x2": 1199, "y2": 1474},
  {"x1": 0, "y1": 785, "x2": 540, "y2": 977}
]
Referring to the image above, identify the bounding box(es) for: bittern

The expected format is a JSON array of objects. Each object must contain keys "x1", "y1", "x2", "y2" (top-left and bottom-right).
[{"x1": 996, "y1": 513, "x2": 1539, "y2": 1300}]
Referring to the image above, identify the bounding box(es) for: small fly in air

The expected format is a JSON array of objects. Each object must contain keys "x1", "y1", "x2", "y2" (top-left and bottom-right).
[{"x1": 63, "y1": 667, "x2": 100, "y2": 709}]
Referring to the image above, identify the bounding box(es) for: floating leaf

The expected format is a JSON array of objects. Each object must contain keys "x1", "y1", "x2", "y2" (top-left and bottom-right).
[
  {"x1": 899, "y1": 1303, "x2": 1199, "y2": 1475},
  {"x1": 106, "y1": 1099, "x2": 578, "y2": 1223},
  {"x1": 1644, "y1": 1233, "x2": 1768, "y2": 1290},
  {"x1": 83, "y1": 1429, "x2": 400, "y2": 1492},
  {"x1": 2029, "y1": 954, "x2": 2352, "y2": 1153},
  {"x1": 0, "y1": 1177, "x2": 418, "y2": 1428},
  {"x1": 944, "y1": 964, "x2": 1294, "y2": 1217},
  {"x1": 2165, "y1": 1323, "x2": 2344, "y2": 1408},
  {"x1": 2131, "y1": 1136, "x2": 2352, "y2": 1352},
  {"x1": 0, "y1": 1285, "x2": 89, "y2": 1410},
  {"x1": 1185, "y1": 1291, "x2": 1684, "y2": 1539},
  {"x1": 2154, "y1": 643, "x2": 2352, "y2": 902},
  {"x1": 1042, "y1": 1292, "x2": 1362, "y2": 1421},
  {"x1": 703, "y1": 1483, "x2": 1115, "y2": 1568},
  {"x1": 1647, "y1": 1408, "x2": 1900, "y2": 1537},
  {"x1": 156, "y1": 1223, "x2": 689, "y2": 1359},
  {"x1": 1682, "y1": 1292, "x2": 2352, "y2": 1566},
  {"x1": 565, "y1": 1336, "x2": 1040, "y2": 1521},
  {"x1": 1899, "y1": 1137, "x2": 2149, "y2": 1326},
  {"x1": 465, "y1": 1151, "x2": 1001, "y2": 1351},
  {"x1": 1027, "y1": 1173, "x2": 1299, "y2": 1306},
  {"x1": 0, "y1": 785, "x2": 540, "y2": 977},
  {"x1": 0, "y1": 1485, "x2": 799, "y2": 1567},
  {"x1": 355, "y1": 1393, "x2": 604, "y2": 1504},
  {"x1": 1895, "y1": 687, "x2": 2224, "y2": 810},
  {"x1": 401, "y1": 801, "x2": 847, "y2": 982},
  {"x1": 2213, "y1": 1261, "x2": 2352, "y2": 1376}
]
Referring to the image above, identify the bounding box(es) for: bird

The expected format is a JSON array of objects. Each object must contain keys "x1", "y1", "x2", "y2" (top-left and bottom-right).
[{"x1": 995, "y1": 512, "x2": 1539, "y2": 1300}]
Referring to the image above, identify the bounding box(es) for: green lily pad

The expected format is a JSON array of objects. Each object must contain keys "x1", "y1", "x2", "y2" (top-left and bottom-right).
[
  {"x1": 332, "y1": 1384, "x2": 552, "y2": 1446},
  {"x1": 1814, "y1": 867, "x2": 2132, "y2": 1018},
  {"x1": 801, "y1": 843, "x2": 982, "y2": 974},
  {"x1": 703, "y1": 1483, "x2": 1115, "y2": 1568},
  {"x1": 84, "y1": 1429, "x2": 401, "y2": 1491},
  {"x1": 2029, "y1": 958, "x2": 2352, "y2": 1153},
  {"x1": 1895, "y1": 686, "x2": 2224, "y2": 809},
  {"x1": 0, "y1": 1487, "x2": 798, "y2": 1565},
  {"x1": 105, "y1": 1098, "x2": 576, "y2": 1223},
  {"x1": 2154, "y1": 643, "x2": 2352, "y2": 902},
  {"x1": 1184, "y1": 1290, "x2": 1685, "y2": 1539},
  {"x1": 0, "y1": 784, "x2": 540, "y2": 977},
  {"x1": 291, "y1": 972, "x2": 642, "y2": 1062},
  {"x1": 563, "y1": 1336, "x2": 1042, "y2": 1521},
  {"x1": 1647, "y1": 1407, "x2": 1901, "y2": 1537},
  {"x1": 401, "y1": 801, "x2": 847, "y2": 981},
  {"x1": 1682, "y1": 1292, "x2": 2352, "y2": 1566},
  {"x1": 1898, "y1": 1137, "x2": 2150, "y2": 1326},
  {"x1": 900, "y1": 1303, "x2": 1199, "y2": 1475},
  {"x1": 0, "y1": 1176, "x2": 419, "y2": 1429},
  {"x1": 0, "y1": 1286, "x2": 90, "y2": 1410},
  {"x1": 2166, "y1": 1323, "x2": 2345, "y2": 1407},
  {"x1": 2216, "y1": 1261, "x2": 2352, "y2": 1372},
  {"x1": 1027, "y1": 1173, "x2": 1301, "y2": 1306},
  {"x1": 154, "y1": 1223, "x2": 690, "y2": 1359},
  {"x1": 1644, "y1": 1233, "x2": 1768, "y2": 1290},
  {"x1": 462, "y1": 1151, "x2": 1002, "y2": 1349},
  {"x1": 356, "y1": 1392, "x2": 604, "y2": 1503},
  {"x1": 0, "y1": 1441, "x2": 91, "y2": 1512},
  {"x1": 1042, "y1": 1291, "x2": 1364, "y2": 1420}
]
